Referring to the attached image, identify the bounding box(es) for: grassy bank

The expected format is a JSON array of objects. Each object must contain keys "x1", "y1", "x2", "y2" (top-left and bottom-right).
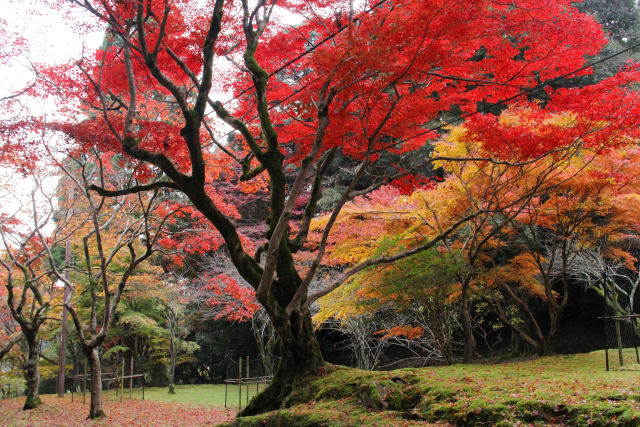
[{"x1": 226, "y1": 349, "x2": 640, "y2": 426}]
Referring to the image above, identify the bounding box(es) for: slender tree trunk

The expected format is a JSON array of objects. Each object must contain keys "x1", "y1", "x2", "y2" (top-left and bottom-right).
[
  {"x1": 85, "y1": 347, "x2": 105, "y2": 419},
  {"x1": 168, "y1": 353, "x2": 176, "y2": 395},
  {"x1": 166, "y1": 307, "x2": 176, "y2": 394},
  {"x1": 57, "y1": 240, "x2": 72, "y2": 397},
  {"x1": 545, "y1": 311, "x2": 559, "y2": 355},
  {"x1": 461, "y1": 286, "x2": 475, "y2": 363},
  {"x1": 57, "y1": 301, "x2": 69, "y2": 397},
  {"x1": 22, "y1": 333, "x2": 41, "y2": 410},
  {"x1": 240, "y1": 310, "x2": 324, "y2": 416}
]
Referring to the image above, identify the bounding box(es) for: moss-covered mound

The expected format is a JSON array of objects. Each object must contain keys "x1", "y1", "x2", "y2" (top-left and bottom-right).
[{"x1": 222, "y1": 350, "x2": 640, "y2": 426}]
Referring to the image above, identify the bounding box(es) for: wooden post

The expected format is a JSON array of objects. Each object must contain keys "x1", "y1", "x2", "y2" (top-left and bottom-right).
[
  {"x1": 610, "y1": 277, "x2": 625, "y2": 367},
  {"x1": 238, "y1": 357, "x2": 242, "y2": 410},
  {"x1": 120, "y1": 358, "x2": 125, "y2": 402},
  {"x1": 142, "y1": 375, "x2": 145, "y2": 401},
  {"x1": 129, "y1": 356, "x2": 133, "y2": 398},
  {"x1": 246, "y1": 355, "x2": 250, "y2": 405},
  {"x1": 83, "y1": 360, "x2": 87, "y2": 404},
  {"x1": 224, "y1": 382, "x2": 228, "y2": 408}
]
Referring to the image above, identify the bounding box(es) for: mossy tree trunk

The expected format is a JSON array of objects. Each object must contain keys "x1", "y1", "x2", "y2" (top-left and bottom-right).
[
  {"x1": 22, "y1": 331, "x2": 41, "y2": 410},
  {"x1": 240, "y1": 310, "x2": 324, "y2": 416}
]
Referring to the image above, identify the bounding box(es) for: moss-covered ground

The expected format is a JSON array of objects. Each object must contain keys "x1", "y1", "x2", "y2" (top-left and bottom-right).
[{"x1": 224, "y1": 349, "x2": 640, "y2": 426}]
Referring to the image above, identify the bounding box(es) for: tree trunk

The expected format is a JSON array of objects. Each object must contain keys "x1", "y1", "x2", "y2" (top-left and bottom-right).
[
  {"x1": 57, "y1": 240, "x2": 73, "y2": 398},
  {"x1": 543, "y1": 316, "x2": 556, "y2": 355},
  {"x1": 57, "y1": 304, "x2": 69, "y2": 397},
  {"x1": 239, "y1": 311, "x2": 324, "y2": 416},
  {"x1": 544, "y1": 302, "x2": 560, "y2": 356},
  {"x1": 167, "y1": 316, "x2": 177, "y2": 394},
  {"x1": 22, "y1": 333, "x2": 41, "y2": 410},
  {"x1": 461, "y1": 287, "x2": 475, "y2": 363},
  {"x1": 167, "y1": 354, "x2": 176, "y2": 394},
  {"x1": 85, "y1": 347, "x2": 106, "y2": 419}
]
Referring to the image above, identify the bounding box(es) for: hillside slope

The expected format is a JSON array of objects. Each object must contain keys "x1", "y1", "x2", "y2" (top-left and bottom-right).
[{"x1": 225, "y1": 350, "x2": 640, "y2": 426}]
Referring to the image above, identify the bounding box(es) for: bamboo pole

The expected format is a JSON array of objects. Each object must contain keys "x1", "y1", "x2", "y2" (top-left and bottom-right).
[
  {"x1": 120, "y1": 359, "x2": 125, "y2": 402},
  {"x1": 246, "y1": 355, "x2": 250, "y2": 405},
  {"x1": 238, "y1": 357, "x2": 242, "y2": 410}
]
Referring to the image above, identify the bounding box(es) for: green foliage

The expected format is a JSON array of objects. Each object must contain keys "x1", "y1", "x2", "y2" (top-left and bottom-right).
[
  {"x1": 102, "y1": 345, "x2": 130, "y2": 359},
  {"x1": 316, "y1": 185, "x2": 348, "y2": 213}
]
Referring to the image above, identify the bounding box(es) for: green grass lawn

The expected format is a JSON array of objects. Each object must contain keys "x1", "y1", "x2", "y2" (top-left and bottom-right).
[{"x1": 98, "y1": 382, "x2": 267, "y2": 409}]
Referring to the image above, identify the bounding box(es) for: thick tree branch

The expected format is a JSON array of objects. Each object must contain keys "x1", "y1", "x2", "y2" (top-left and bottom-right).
[
  {"x1": 256, "y1": 82, "x2": 336, "y2": 306},
  {"x1": 87, "y1": 181, "x2": 180, "y2": 197},
  {"x1": 0, "y1": 332, "x2": 22, "y2": 362}
]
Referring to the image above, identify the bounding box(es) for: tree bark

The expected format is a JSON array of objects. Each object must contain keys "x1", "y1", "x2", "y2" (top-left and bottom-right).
[
  {"x1": 85, "y1": 347, "x2": 105, "y2": 419},
  {"x1": 461, "y1": 286, "x2": 475, "y2": 363},
  {"x1": 167, "y1": 310, "x2": 177, "y2": 394},
  {"x1": 22, "y1": 333, "x2": 41, "y2": 410},
  {"x1": 57, "y1": 240, "x2": 73, "y2": 397},
  {"x1": 239, "y1": 310, "x2": 324, "y2": 416},
  {"x1": 167, "y1": 352, "x2": 176, "y2": 395}
]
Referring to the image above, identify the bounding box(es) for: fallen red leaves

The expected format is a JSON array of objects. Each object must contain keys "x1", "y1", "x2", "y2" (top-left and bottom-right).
[{"x1": 0, "y1": 395, "x2": 235, "y2": 426}]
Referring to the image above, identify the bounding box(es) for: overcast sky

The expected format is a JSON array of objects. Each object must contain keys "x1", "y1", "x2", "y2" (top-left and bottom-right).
[{"x1": 0, "y1": 1, "x2": 104, "y2": 228}]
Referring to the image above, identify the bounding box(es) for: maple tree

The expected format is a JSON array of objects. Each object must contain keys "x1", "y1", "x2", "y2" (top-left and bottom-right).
[
  {"x1": 312, "y1": 118, "x2": 603, "y2": 361},
  {"x1": 0, "y1": 173, "x2": 73, "y2": 410},
  {"x1": 14, "y1": 0, "x2": 640, "y2": 415},
  {"x1": 478, "y1": 146, "x2": 640, "y2": 354},
  {"x1": 36, "y1": 152, "x2": 175, "y2": 418},
  {"x1": 321, "y1": 138, "x2": 640, "y2": 359}
]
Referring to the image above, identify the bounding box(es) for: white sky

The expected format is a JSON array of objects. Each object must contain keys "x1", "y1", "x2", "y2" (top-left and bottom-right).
[
  {"x1": 0, "y1": 1, "x2": 104, "y2": 229},
  {"x1": 0, "y1": 0, "x2": 104, "y2": 99}
]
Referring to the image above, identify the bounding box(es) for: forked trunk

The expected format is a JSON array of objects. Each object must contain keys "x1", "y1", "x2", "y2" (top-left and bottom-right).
[
  {"x1": 22, "y1": 334, "x2": 41, "y2": 410},
  {"x1": 85, "y1": 347, "x2": 105, "y2": 419},
  {"x1": 239, "y1": 310, "x2": 324, "y2": 416}
]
